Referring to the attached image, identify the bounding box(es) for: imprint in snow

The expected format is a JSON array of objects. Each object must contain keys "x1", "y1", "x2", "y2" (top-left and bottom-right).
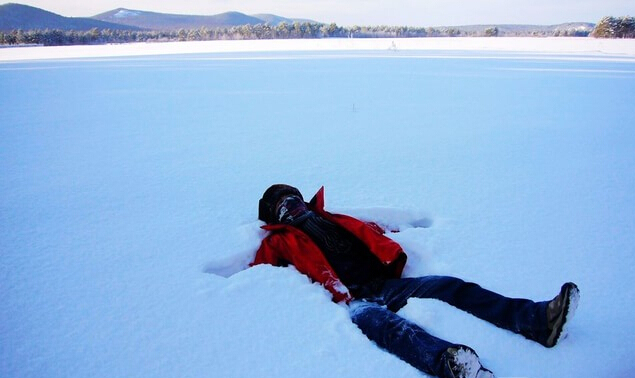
[
  {"x1": 333, "y1": 206, "x2": 433, "y2": 232},
  {"x1": 202, "y1": 221, "x2": 265, "y2": 278}
]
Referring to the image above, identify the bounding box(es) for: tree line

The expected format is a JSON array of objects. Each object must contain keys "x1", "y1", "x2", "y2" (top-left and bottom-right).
[
  {"x1": 1, "y1": 17, "x2": 632, "y2": 46},
  {"x1": 2, "y1": 23, "x2": 459, "y2": 46},
  {"x1": 590, "y1": 16, "x2": 635, "y2": 38}
]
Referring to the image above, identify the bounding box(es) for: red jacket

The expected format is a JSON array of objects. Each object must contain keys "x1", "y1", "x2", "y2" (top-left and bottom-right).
[{"x1": 252, "y1": 186, "x2": 407, "y2": 303}]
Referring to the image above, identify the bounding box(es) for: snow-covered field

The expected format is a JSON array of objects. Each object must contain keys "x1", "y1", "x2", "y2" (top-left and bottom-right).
[
  {"x1": 2, "y1": 38, "x2": 635, "y2": 378},
  {"x1": 2, "y1": 37, "x2": 635, "y2": 62}
]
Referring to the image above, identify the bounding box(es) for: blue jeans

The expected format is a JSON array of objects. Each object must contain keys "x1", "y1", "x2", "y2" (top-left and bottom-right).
[{"x1": 349, "y1": 276, "x2": 549, "y2": 377}]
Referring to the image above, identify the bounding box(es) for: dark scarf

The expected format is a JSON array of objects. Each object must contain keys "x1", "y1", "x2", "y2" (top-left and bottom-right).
[{"x1": 276, "y1": 199, "x2": 387, "y2": 288}]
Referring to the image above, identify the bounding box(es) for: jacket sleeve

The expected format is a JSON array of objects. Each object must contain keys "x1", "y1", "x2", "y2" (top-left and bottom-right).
[
  {"x1": 364, "y1": 221, "x2": 387, "y2": 234},
  {"x1": 252, "y1": 229, "x2": 353, "y2": 304},
  {"x1": 252, "y1": 233, "x2": 286, "y2": 267}
]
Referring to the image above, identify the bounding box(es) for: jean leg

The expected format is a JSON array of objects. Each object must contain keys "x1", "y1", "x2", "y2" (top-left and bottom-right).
[
  {"x1": 372, "y1": 276, "x2": 548, "y2": 343},
  {"x1": 349, "y1": 301, "x2": 453, "y2": 377}
]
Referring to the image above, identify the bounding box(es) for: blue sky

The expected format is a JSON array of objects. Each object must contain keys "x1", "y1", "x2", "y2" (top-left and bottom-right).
[{"x1": 19, "y1": 0, "x2": 634, "y2": 25}]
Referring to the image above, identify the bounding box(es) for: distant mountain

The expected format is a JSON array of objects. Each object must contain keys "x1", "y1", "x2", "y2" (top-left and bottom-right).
[
  {"x1": 252, "y1": 14, "x2": 317, "y2": 25},
  {"x1": 92, "y1": 8, "x2": 318, "y2": 31},
  {"x1": 0, "y1": 2, "x2": 593, "y2": 37},
  {"x1": 0, "y1": 3, "x2": 141, "y2": 31},
  {"x1": 447, "y1": 23, "x2": 595, "y2": 35},
  {"x1": 0, "y1": 3, "x2": 318, "y2": 32}
]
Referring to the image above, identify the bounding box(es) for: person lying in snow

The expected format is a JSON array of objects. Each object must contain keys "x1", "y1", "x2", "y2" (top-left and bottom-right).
[{"x1": 252, "y1": 184, "x2": 580, "y2": 378}]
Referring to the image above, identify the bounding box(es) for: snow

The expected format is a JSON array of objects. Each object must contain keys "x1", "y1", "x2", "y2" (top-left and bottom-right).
[
  {"x1": 113, "y1": 9, "x2": 140, "y2": 19},
  {"x1": 1, "y1": 38, "x2": 635, "y2": 378},
  {"x1": 2, "y1": 37, "x2": 635, "y2": 62}
]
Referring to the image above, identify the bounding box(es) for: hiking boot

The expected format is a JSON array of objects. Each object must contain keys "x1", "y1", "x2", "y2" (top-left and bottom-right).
[
  {"x1": 442, "y1": 345, "x2": 495, "y2": 378},
  {"x1": 544, "y1": 282, "x2": 580, "y2": 348}
]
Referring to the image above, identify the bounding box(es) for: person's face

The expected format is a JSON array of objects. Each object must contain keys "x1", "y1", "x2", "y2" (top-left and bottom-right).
[{"x1": 275, "y1": 195, "x2": 308, "y2": 224}]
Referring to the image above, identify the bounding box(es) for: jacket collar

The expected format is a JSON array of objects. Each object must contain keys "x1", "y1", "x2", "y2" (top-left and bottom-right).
[{"x1": 308, "y1": 186, "x2": 325, "y2": 212}]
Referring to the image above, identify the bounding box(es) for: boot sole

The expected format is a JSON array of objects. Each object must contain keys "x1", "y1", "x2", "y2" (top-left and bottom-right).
[
  {"x1": 546, "y1": 282, "x2": 580, "y2": 347},
  {"x1": 446, "y1": 346, "x2": 495, "y2": 378}
]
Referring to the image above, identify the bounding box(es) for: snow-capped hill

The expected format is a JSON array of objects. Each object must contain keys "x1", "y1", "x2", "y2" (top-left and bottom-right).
[
  {"x1": 91, "y1": 8, "x2": 302, "y2": 31},
  {"x1": 112, "y1": 9, "x2": 141, "y2": 19},
  {"x1": 253, "y1": 13, "x2": 318, "y2": 25},
  {"x1": 0, "y1": 3, "x2": 141, "y2": 31}
]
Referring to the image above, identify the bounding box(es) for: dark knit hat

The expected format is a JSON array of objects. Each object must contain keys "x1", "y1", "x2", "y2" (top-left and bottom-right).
[{"x1": 258, "y1": 184, "x2": 303, "y2": 224}]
